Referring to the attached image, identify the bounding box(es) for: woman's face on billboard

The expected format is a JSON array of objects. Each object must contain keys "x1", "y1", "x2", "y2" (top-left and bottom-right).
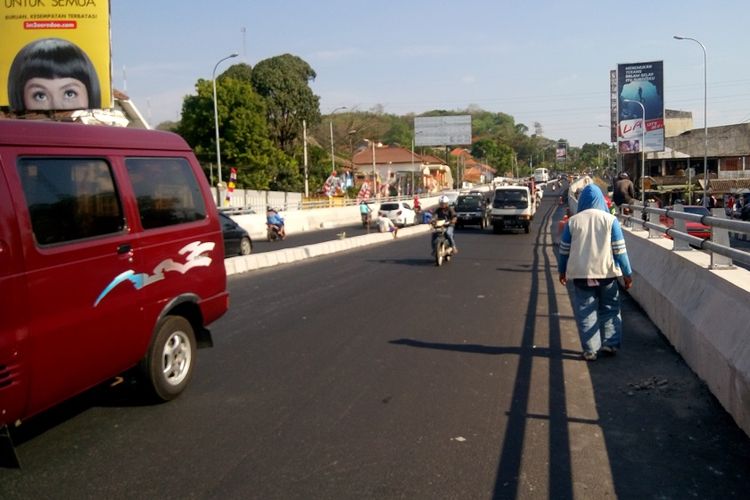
[{"x1": 22, "y1": 77, "x2": 89, "y2": 110}]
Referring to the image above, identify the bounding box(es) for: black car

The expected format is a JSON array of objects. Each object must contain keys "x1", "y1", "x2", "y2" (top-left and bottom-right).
[
  {"x1": 219, "y1": 212, "x2": 252, "y2": 256},
  {"x1": 455, "y1": 193, "x2": 490, "y2": 229}
]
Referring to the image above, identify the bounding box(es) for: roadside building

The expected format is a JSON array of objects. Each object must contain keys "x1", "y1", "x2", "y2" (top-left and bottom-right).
[
  {"x1": 351, "y1": 142, "x2": 452, "y2": 195},
  {"x1": 620, "y1": 110, "x2": 750, "y2": 205}
]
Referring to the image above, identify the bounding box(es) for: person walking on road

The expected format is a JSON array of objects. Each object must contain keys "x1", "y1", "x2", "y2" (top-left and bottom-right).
[{"x1": 558, "y1": 184, "x2": 634, "y2": 361}]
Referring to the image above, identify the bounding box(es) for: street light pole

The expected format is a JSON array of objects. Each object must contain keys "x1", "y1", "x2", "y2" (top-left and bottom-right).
[
  {"x1": 623, "y1": 99, "x2": 646, "y2": 207},
  {"x1": 212, "y1": 52, "x2": 238, "y2": 206},
  {"x1": 329, "y1": 106, "x2": 347, "y2": 173},
  {"x1": 674, "y1": 35, "x2": 708, "y2": 206}
]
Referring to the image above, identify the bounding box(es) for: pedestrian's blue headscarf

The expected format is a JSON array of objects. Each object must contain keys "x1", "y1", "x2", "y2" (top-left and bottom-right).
[{"x1": 576, "y1": 184, "x2": 609, "y2": 213}]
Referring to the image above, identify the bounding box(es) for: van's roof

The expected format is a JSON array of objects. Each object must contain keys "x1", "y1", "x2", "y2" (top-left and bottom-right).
[
  {"x1": 0, "y1": 119, "x2": 192, "y2": 152},
  {"x1": 495, "y1": 185, "x2": 529, "y2": 191}
]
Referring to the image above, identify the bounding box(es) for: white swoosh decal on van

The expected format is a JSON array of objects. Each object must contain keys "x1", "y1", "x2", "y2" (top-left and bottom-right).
[{"x1": 94, "y1": 241, "x2": 215, "y2": 306}]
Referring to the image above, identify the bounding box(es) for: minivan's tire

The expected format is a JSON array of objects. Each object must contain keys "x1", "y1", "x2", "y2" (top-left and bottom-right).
[
  {"x1": 524, "y1": 223, "x2": 530, "y2": 234},
  {"x1": 139, "y1": 316, "x2": 195, "y2": 402},
  {"x1": 240, "y1": 237, "x2": 252, "y2": 255}
]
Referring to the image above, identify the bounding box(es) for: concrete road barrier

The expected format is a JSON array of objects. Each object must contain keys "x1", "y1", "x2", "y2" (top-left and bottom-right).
[{"x1": 224, "y1": 223, "x2": 432, "y2": 276}]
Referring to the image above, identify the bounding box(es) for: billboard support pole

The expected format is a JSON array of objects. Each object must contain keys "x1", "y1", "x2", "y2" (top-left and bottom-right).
[{"x1": 624, "y1": 99, "x2": 646, "y2": 207}]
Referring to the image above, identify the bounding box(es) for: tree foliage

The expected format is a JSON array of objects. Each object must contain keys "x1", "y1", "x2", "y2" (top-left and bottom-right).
[
  {"x1": 221, "y1": 63, "x2": 253, "y2": 83},
  {"x1": 173, "y1": 51, "x2": 603, "y2": 193},
  {"x1": 177, "y1": 75, "x2": 299, "y2": 191},
  {"x1": 251, "y1": 54, "x2": 321, "y2": 154}
]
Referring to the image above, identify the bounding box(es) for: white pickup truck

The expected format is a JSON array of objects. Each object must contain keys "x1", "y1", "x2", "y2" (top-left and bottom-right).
[{"x1": 490, "y1": 185, "x2": 536, "y2": 233}]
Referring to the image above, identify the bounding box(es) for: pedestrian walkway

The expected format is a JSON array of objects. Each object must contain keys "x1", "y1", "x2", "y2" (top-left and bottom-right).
[
  {"x1": 533, "y1": 203, "x2": 750, "y2": 498},
  {"x1": 552, "y1": 288, "x2": 750, "y2": 498}
]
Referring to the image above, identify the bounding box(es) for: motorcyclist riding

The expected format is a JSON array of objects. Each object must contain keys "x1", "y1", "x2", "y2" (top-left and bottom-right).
[
  {"x1": 359, "y1": 200, "x2": 372, "y2": 227},
  {"x1": 266, "y1": 206, "x2": 286, "y2": 240},
  {"x1": 431, "y1": 195, "x2": 458, "y2": 254}
]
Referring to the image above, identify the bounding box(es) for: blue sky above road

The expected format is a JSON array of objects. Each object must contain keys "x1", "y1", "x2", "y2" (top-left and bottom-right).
[{"x1": 111, "y1": 0, "x2": 750, "y2": 146}]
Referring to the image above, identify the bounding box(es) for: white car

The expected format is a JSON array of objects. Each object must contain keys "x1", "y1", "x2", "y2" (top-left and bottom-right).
[{"x1": 378, "y1": 202, "x2": 416, "y2": 226}]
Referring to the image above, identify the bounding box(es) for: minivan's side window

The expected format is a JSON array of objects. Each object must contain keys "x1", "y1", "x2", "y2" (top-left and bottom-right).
[
  {"x1": 125, "y1": 158, "x2": 207, "y2": 229},
  {"x1": 17, "y1": 158, "x2": 125, "y2": 246}
]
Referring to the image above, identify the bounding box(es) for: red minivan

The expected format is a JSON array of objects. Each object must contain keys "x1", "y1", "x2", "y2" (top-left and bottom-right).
[{"x1": 0, "y1": 120, "x2": 228, "y2": 445}]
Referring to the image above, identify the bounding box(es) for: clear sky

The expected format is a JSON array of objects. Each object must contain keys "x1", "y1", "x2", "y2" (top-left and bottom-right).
[{"x1": 111, "y1": 0, "x2": 750, "y2": 147}]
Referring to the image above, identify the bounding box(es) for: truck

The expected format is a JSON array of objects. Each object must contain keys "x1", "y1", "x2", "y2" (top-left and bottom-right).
[{"x1": 490, "y1": 185, "x2": 536, "y2": 234}]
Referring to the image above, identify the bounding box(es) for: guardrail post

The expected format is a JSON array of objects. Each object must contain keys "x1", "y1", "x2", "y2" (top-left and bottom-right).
[
  {"x1": 673, "y1": 203, "x2": 692, "y2": 251},
  {"x1": 710, "y1": 208, "x2": 734, "y2": 269},
  {"x1": 634, "y1": 202, "x2": 647, "y2": 232},
  {"x1": 647, "y1": 201, "x2": 661, "y2": 238}
]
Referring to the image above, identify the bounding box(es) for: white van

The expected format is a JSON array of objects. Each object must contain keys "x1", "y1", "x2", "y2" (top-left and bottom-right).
[
  {"x1": 533, "y1": 168, "x2": 549, "y2": 183},
  {"x1": 490, "y1": 185, "x2": 536, "y2": 233}
]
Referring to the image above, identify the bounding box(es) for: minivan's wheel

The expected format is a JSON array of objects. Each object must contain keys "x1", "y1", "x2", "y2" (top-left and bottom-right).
[
  {"x1": 139, "y1": 316, "x2": 195, "y2": 401},
  {"x1": 240, "y1": 237, "x2": 252, "y2": 255},
  {"x1": 524, "y1": 223, "x2": 530, "y2": 234}
]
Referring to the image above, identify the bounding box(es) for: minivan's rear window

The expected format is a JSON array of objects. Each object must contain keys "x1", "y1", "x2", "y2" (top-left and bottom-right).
[
  {"x1": 126, "y1": 158, "x2": 207, "y2": 229},
  {"x1": 18, "y1": 158, "x2": 125, "y2": 245},
  {"x1": 493, "y1": 190, "x2": 529, "y2": 208}
]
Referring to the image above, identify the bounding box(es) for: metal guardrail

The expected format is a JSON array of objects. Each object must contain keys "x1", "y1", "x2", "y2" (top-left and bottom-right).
[
  {"x1": 219, "y1": 193, "x2": 430, "y2": 215},
  {"x1": 621, "y1": 202, "x2": 750, "y2": 268}
]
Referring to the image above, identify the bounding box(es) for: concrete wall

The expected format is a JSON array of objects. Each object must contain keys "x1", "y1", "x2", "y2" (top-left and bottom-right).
[
  {"x1": 232, "y1": 196, "x2": 440, "y2": 240},
  {"x1": 624, "y1": 228, "x2": 750, "y2": 437}
]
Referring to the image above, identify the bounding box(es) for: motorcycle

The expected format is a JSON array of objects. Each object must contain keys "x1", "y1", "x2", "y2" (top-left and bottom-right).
[
  {"x1": 266, "y1": 223, "x2": 283, "y2": 242},
  {"x1": 431, "y1": 220, "x2": 454, "y2": 267}
]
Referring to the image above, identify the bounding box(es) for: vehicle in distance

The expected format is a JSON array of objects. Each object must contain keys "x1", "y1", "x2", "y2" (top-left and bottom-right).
[
  {"x1": 533, "y1": 167, "x2": 549, "y2": 183},
  {"x1": 660, "y1": 205, "x2": 711, "y2": 239},
  {"x1": 378, "y1": 202, "x2": 416, "y2": 226},
  {"x1": 219, "y1": 212, "x2": 252, "y2": 256},
  {"x1": 455, "y1": 193, "x2": 490, "y2": 229},
  {"x1": 491, "y1": 185, "x2": 535, "y2": 234}
]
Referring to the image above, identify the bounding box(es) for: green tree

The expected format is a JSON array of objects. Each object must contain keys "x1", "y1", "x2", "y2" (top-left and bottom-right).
[
  {"x1": 251, "y1": 54, "x2": 321, "y2": 153},
  {"x1": 178, "y1": 76, "x2": 299, "y2": 191},
  {"x1": 221, "y1": 62, "x2": 253, "y2": 83}
]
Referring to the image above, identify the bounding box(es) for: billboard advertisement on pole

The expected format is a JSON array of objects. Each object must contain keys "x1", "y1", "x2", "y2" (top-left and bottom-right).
[
  {"x1": 617, "y1": 61, "x2": 664, "y2": 153},
  {"x1": 0, "y1": 1, "x2": 112, "y2": 112},
  {"x1": 414, "y1": 115, "x2": 472, "y2": 146}
]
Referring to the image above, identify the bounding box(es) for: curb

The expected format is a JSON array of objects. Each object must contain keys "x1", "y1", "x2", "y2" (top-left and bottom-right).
[{"x1": 224, "y1": 224, "x2": 432, "y2": 276}]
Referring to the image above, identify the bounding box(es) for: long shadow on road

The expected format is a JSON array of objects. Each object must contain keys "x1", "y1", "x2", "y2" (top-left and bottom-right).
[{"x1": 388, "y1": 197, "x2": 750, "y2": 499}]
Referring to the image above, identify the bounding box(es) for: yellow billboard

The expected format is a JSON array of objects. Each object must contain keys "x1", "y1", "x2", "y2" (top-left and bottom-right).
[{"x1": 0, "y1": 0, "x2": 111, "y2": 112}]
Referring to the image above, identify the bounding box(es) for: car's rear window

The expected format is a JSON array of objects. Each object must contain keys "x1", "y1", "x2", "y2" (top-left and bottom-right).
[
  {"x1": 456, "y1": 196, "x2": 482, "y2": 210},
  {"x1": 380, "y1": 203, "x2": 399, "y2": 211},
  {"x1": 684, "y1": 207, "x2": 710, "y2": 216},
  {"x1": 493, "y1": 190, "x2": 528, "y2": 208}
]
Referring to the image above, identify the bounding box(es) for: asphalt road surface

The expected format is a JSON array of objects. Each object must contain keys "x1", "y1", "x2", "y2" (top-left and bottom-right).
[{"x1": 2, "y1": 193, "x2": 749, "y2": 499}]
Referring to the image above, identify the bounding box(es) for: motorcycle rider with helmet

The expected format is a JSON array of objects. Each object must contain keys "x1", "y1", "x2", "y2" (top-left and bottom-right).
[
  {"x1": 431, "y1": 195, "x2": 458, "y2": 254},
  {"x1": 266, "y1": 206, "x2": 286, "y2": 240}
]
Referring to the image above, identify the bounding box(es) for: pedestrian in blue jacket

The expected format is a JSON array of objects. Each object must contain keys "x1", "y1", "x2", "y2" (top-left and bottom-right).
[{"x1": 558, "y1": 184, "x2": 634, "y2": 361}]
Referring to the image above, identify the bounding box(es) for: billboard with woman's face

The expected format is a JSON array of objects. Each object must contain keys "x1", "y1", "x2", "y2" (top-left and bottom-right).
[{"x1": 0, "y1": 1, "x2": 111, "y2": 112}]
